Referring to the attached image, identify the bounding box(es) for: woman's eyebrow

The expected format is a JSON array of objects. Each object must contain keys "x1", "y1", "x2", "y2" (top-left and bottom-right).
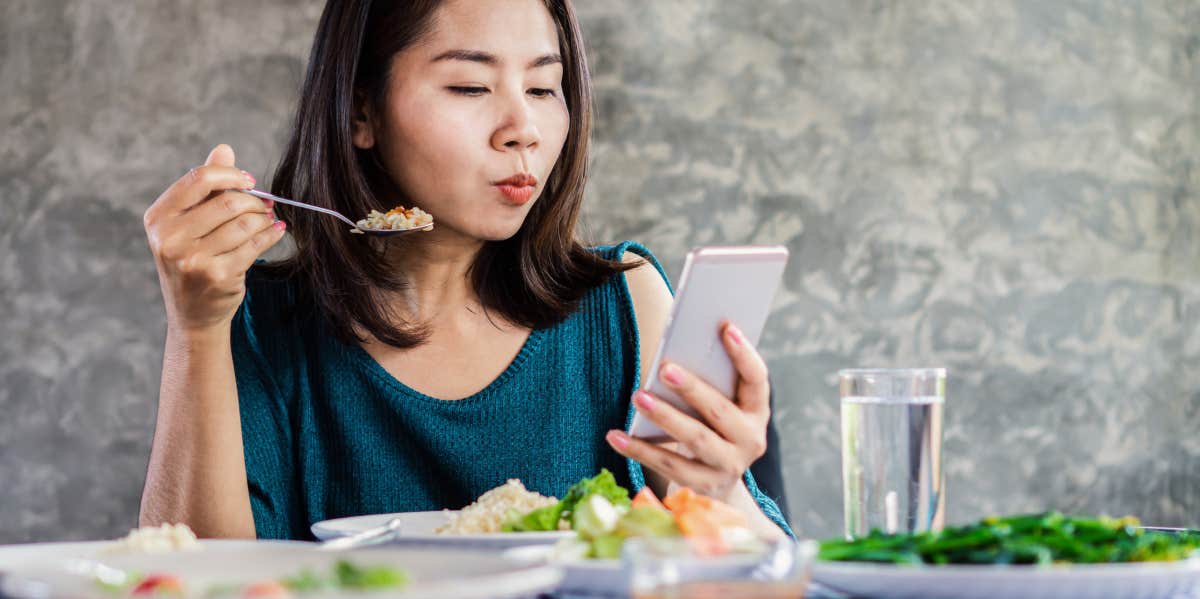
[
  {"x1": 431, "y1": 49, "x2": 563, "y2": 69},
  {"x1": 528, "y1": 54, "x2": 562, "y2": 68}
]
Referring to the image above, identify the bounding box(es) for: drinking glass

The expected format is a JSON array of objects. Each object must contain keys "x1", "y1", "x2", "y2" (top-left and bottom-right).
[{"x1": 839, "y1": 368, "x2": 946, "y2": 539}]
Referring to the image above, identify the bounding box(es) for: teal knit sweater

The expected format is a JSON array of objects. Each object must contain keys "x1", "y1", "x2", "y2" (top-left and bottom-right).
[{"x1": 232, "y1": 241, "x2": 791, "y2": 540}]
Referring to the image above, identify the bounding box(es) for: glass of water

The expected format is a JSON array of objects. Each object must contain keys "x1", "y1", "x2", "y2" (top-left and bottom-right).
[{"x1": 839, "y1": 368, "x2": 946, "y2": 540}]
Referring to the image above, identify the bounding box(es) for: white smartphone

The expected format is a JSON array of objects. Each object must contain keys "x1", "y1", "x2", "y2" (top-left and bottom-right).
[{"x1": 629, "y1": 245, "x2": 789, "y2": 440}]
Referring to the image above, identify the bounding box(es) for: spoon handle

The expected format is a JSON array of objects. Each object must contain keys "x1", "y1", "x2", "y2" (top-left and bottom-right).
[
  {"x1": 317, "y1": 518, "x2": 403, "y2": 551},
  {"x1": 243, "y1": 189, "x2": 359, "y2": 229}
]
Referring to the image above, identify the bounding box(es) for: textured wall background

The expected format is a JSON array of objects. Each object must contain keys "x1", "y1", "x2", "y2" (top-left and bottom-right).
[{"x1": 1, "y1": 0, "x2": 1197, "y2": 543}]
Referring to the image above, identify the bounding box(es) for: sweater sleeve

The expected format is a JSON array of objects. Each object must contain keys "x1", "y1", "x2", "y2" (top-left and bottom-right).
[
  {"x1": 230, "y1": 270, "x2": 308, "y2": 539},
  {"x1": 608, "y1": 241, "x2": 795, "y2": 538}
]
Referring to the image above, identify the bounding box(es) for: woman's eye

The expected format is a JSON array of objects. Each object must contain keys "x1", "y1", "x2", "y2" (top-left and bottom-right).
[
  {"x1": 447, "y1": 86, "x2": 489, "y2": 96},
  {"x1": 528, "y1": 88, "x2": 556, "y2": 98}
]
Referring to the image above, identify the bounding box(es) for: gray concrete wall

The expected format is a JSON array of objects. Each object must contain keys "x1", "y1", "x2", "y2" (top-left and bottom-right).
[{"x1": 1, "y1": 1, "x2": 1197, "y2": 542}]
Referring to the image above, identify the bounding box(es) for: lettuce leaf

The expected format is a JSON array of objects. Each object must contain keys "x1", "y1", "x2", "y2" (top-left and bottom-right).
[
  {"x1": 589, "y1": 534, "x2": 626, "y2": 559},
  {"x1": 500, "y1": 469, "x2": 632, "y2": 533},
  {"x1": 616, "y1": 506, "x2": 681, "y2": 539},
  {"x1": 333, "y1": 560, "x2": 407, "y2": 589},
  {"x1": 561, "y1": 469, "x2": 631, "y2": 518},
  {"x1": 502, "y1": 503, "x2": 565, "y2": 532},
  {"x1": 573, "y1": 494, "x2": 622, "y2": 539}
]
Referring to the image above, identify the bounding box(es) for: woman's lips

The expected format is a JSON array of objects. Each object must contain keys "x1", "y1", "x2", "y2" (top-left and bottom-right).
[
  {"x1": 496, "y1": 184, "x2": 535, "y2": 204},
  {"x1": 493, "y1": 173, "x2": 538, "y2": 205}
]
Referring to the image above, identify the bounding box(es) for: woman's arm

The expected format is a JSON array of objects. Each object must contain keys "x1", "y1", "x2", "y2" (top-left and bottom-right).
[
  {"x1": 139, "y1": 145, "x2": 286, "y2": 538},
  {"x1": 141, "y1": 326, "x2": 256, "y2": 538},
  {"x1": 616, "y1": 253, "x2": 785, "y2": 540}
]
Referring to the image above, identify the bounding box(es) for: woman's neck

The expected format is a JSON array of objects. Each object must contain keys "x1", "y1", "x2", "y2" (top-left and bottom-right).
[{"x1": 384, "y1": 230, "x2": 485, "y2": 324}]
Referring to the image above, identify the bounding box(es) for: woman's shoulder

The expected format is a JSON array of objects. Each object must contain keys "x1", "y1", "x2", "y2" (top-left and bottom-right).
[
  {"x1": 591, "y1": 241, "x2": 661, "y2": 269},
  {"x1": 585, "y1": 242, "x2": 673, "y2": 367},
  {"x1": 588, "y1": 241, "x2": 673, "y2": 294}
]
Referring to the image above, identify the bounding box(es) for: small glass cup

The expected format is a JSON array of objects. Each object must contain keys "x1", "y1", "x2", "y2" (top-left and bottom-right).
[
  {"x1": 839, "y1": 368, "x2": 947, "y2": 540},
  {"x1": 623, "y1": 536, "x2": 818, "y2": 599}
]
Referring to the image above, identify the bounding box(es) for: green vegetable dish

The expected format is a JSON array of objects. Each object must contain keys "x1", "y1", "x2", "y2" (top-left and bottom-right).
[
  {"x1": 819, "y1": 513, "x2": 1200, "y2": 566},
  {"x1": 501, "y1": 469, "x2": 651, "y2": 559},
  {"x1": 501, "y1": 469, "x2": 761, "y2": 560},
  {"x1": 502, "y1": 469, "x2": 631, "y2": 534}
]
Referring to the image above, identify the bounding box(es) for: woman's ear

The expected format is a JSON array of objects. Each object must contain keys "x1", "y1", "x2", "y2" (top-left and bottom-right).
[{"x1": 351, "y1": 91, "x2": 376, "y2": 149}]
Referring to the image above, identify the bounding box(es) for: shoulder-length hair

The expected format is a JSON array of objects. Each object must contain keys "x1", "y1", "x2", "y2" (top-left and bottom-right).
[{"x1": 265, "y1": 0, "x2": 632, "y2": 348}]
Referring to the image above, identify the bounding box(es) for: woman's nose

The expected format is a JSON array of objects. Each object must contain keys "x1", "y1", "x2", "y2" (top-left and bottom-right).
[{"x1": 491, "y1": 97, "x2": 541, "y2": 152}]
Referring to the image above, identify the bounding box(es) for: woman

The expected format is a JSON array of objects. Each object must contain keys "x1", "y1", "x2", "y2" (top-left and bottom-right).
[{"x1": 139, "y1": 0, "x2": 790, "y2": 541}]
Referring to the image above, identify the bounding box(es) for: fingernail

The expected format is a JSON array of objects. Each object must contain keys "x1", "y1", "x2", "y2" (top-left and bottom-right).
[
  {"x1": 273, "y1": 220, "x2": 287, "y2": 231},
  {"x1": 634, "y1": 391, "x2": 656, "y2": 412},
  {"x1": 261, "y1": 197, "x2": 274, "y2": 209},
  {"x1": 727, "y1": 325, "x2": 746, "y2": 346},
  {"x1": 661, "y1": 364, "x2": 683, "y2": 386},
  {"x1": 241, "y1": 170, "x2": 256, "y2": 188},
  {"x1": 607, "y1": 430, "x2": 630, "y2": 449}
]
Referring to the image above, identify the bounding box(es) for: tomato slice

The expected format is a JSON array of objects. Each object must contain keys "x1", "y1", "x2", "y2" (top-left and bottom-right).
[{"x1": 130, "y1": 574, "x2": 184, "y2": 596}]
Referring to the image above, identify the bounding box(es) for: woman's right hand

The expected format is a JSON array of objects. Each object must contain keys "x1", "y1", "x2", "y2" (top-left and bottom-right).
[{"x1": 144, "y1": 144, "x2": 287, "y2": 333}]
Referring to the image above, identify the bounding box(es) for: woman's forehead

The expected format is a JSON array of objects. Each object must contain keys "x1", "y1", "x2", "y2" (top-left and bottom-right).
[{"x1": 420, "y1": 0, "x2": 560, "y2": 62}]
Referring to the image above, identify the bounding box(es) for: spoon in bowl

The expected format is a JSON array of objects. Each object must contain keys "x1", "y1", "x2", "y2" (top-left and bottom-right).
[{"x1": 242, "y1": 189, "x2": 434, "y2": 237}]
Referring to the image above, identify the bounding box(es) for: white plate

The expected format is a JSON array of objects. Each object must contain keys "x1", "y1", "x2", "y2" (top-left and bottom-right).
[
  {"x1": 812, "y1": 559, "x2": 1200, "y2": 599},
  {"x1": 311, "y1": 510, "x2": 572, "y2": 548},
  {"x1": 3, "y1": 539, "x2": 562, "y2": 599},
  {"x1": 504, "y1": 543, "x2": 766, "y2": 597}
]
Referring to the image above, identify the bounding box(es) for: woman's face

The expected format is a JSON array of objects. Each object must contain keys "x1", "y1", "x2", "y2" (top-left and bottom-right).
[{"x1": 356, "y1": 0, "x2": 570, "y2": 243}]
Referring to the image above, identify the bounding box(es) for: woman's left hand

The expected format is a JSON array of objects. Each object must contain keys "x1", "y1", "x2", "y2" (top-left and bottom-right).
[{"x1": 605, "y1": 321, "x2": 769, "y2": 502}]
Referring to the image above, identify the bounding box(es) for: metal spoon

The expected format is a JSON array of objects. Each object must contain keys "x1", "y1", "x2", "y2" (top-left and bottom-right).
[
  {"x1": 317, "y1": 517, "x2": 404, "y2": 551},
  {"x1": 242, "y1": 189, "x2": 434, "y2": 237}
]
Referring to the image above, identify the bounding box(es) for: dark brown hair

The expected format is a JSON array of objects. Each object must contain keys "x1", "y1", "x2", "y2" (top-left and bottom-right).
[{"x1": 266, "y1": 0, "x2": 632, "y2": 348}]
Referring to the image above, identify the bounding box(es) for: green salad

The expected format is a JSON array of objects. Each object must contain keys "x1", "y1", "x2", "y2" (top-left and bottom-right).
[
  {"x1": 819, "y1": 512, "x2": 1200, "y2": 566},
  {"x1": 501, "y1": 469, "x2": 678, "y2": 558},
  {"x1": 501, "y1": 469, "x2": 760, "y2": 559},
  {"x1": 502, "y1": 469, "x2": 631, "y2": 534}
]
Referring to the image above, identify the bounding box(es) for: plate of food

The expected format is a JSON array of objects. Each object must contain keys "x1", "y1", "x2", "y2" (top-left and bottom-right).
[
  {"x1": 812, "y1": 513, "x2": 1200, "y2": 599},
  {"x1": 310, "y1": 479, "x2": 573, "y2": 548},
  {"x1": 3, "y1": 525, "x2": 562, "y2": 599},
  {"x1": 499, "y1": 470, "x2": 792, "y2": 596}
]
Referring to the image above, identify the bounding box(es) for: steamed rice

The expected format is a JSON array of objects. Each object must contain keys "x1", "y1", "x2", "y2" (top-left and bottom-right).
[
  {"x1": 108, "y1": 522, "x2": 200, "y2": 554},
  {"x1": 435, "y1": 479, "x2": 558, "y2": 534},
  {"x1": 353, "y1": 205, "x2": 433, "y2": 233}
]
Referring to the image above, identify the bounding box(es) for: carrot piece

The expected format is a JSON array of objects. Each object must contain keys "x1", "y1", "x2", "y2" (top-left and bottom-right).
[
  {"x1": 662, "y1": 487, "x2": 700, "y2": 513},
  {"x1": 675, "y1": 509, "x2": 721, "y2": 537},
  {"x1": 632, "y1": 487, "x2": 667, "y2": 511},
  {"x1": 664, "y1": 487, "x2": 749, "y2": 531}
]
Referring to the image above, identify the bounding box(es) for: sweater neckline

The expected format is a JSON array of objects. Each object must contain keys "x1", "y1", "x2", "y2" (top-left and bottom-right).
[{"x1": 344, "y1": 327, "x2": 547, "y2": 406}]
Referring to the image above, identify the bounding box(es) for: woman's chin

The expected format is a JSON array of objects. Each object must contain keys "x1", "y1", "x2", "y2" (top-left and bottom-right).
[
  {"x1": 423, "y1": 219, "x2": 525, "y2": 244},
  {"x1": 478, "y1": 224, "x2": 525, "y2": 242},
  {"x1": 471, "y1": 214, "x2": 531, "y2": 242}
]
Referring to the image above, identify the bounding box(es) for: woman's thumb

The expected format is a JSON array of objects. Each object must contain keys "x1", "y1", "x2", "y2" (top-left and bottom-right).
[{"x1": 204, "y1": 144, "x2": 236, "y2": 167}]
